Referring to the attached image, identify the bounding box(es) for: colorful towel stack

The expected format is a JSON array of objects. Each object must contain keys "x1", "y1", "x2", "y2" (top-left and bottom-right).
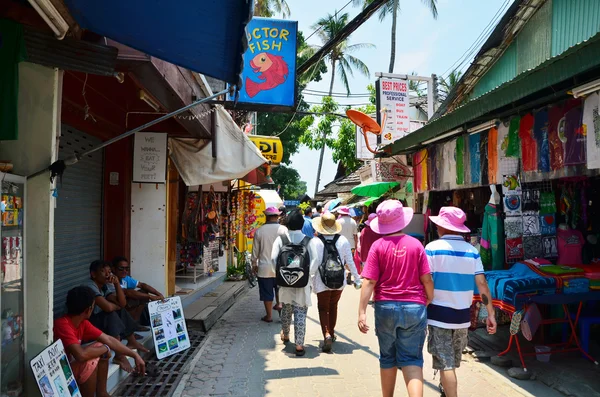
[
  {"x1": 561, "y1": 276, "x2": 590, "y2": 294},
  {"x1": 573, "y1": 264, "x2": 600, "y2": 290}
]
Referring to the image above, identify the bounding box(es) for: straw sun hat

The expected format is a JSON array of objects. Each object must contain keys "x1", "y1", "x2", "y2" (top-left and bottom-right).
[{"x1": 312, "y1": 212, "x2": 342, "y2": 235}]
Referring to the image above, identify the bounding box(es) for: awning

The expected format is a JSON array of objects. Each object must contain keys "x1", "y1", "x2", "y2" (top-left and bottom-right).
[
  {"x1": 256, "y1": 190, "x2": 283, "y2": 209},
  {"x1": 168, "y1": 107, "x2": 267, "y2": 186},
  {"x1": 63, "y1": 0, "x2": 252, "y2": 85},
  {"x1": 386, "y1": 32, "x2": 600, "y2": 154}
]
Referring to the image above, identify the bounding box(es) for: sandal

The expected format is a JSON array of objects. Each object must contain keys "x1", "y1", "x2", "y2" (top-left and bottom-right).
[
  {"x1": 280, "y1": 331, "x2": 290, "y2": 344},
  {"x1": 322, "y1": 337, "x2": 333, "y2": 353},
  {"x1": 295, "y1": 348, "x2": 306, "y2": 357},
  {"x1": 261, "y1": 316, "x2": 273, "y2": 323}
]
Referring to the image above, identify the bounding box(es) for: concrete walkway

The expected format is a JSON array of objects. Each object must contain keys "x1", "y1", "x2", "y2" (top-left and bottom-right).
[{"x1": 177, "y1": 287, "x2": 563, "y2": 397}]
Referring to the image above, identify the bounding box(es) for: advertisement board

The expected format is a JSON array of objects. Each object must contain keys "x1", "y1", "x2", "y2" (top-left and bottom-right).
[
  {"x1": 228, "y1": 17, "x2": 298, "y2": 109},
  {"x1": 30, "y1": 340, "x2": 81, "y2": 397},
  {"x1": 249, "y1": 135, "x2": 284, "y2": 165},
  {"x1": 148, "y1": 296, "x2": 191, "y2": 360},
  {"x1": 376, "y1": 77, "x2": 411, "y2": 144}
]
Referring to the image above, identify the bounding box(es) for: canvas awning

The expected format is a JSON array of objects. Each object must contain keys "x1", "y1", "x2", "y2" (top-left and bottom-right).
[
  {"x1": 63, "y1": 0, "x2": 252, "y2": 85},
  {"x1": 168, "y1": 107, "x2": 267, "y2": 186}
]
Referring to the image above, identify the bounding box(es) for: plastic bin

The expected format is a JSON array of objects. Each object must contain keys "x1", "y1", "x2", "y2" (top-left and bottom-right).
[{"x1": 535, "y1": 345, "x2": 551, "y2": 362}]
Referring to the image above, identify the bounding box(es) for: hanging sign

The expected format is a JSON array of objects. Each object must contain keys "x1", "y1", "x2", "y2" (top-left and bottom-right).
[
  {"x1": 30, "y1": 339, "x2": 82, "y2": 397},
  {"x1": 227, "y1": 17, "x2": 298, "y2": 110},
  {"x1": 133, "y1": 132, "x2": 167, "y2": 183},
  {"x1": 148, "y1": 296, "x2": 190, "y2": 359},
  {"x1": 376, "y1": 77, "x2": 411, "y2": 144},
  {"x1": 249, "y1": 135, "x2": 284, "y2": 164}
]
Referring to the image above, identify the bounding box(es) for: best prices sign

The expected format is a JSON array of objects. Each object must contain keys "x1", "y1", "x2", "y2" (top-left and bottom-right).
[{"x1": 376, "y1": 77, "x2": 411, "y2": 144}]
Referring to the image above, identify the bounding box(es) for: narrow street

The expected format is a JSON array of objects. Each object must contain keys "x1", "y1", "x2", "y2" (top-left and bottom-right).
[{"x1": 177, "y1": 286, "x2": 559, "y2": 397}]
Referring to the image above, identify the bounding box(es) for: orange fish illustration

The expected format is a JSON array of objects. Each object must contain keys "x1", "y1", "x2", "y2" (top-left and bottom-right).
[{"x1": 245, "y1": 52, "x2": 289, "y2": 98}]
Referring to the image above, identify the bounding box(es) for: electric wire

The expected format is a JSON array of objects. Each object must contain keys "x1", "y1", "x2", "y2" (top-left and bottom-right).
[{"x1": 305, "y1": 0, "x2": 355, "y2": 42}]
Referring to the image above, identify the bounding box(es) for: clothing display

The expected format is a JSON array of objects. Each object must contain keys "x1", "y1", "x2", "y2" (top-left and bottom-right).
[
  {"x1": 519, "y1": 113, "x2": 537, "y2": 172},
  {"x1": 504, "y1": 195, "x2": 522, "y2": 216},
  {"x1": 506, "y1": 116, "x2": 521, "y2": 158},
  {"x1": 488, "y1": 127, "x2": 498, "y2": 184},
  {"x1": 480, "y1": 130, "x2": 489, "y2": 185},
  {"x1": 548, "y1": 104, "x2": 566, "y2": 170},
  {"x1": 583, "y1": 93, "x2": 600, "y2": 170},
  {"x1": 481, "y1": 203, "x2": 505, "y2": 270},
  {"x1": 557, "y1": 227, "x2": 584, "y2": 265},
  {"x1": 456, "y1": 136, "x2": 465, "y2": 185},
  {"x1": 506, "y1": 237, "x2": 524, "y2": 260},
  {"x1": 523, "y1": 212, "x2": 541, "y2": 237},
  {"x1": 540, "y1": 214, "x2": 557, "y2": 236},
  {"x1": 534, "y1": 109, "x2": 550, "y2": 172},
  {"x1": 442, "y1": 139, "x2": 456, "y2": 189},
  {"x1": 505, "y1": 217, "x2": 523, "y2": 239},
  {"x1": 563, "y1": 106, "x2": 585, "y2": 166}
]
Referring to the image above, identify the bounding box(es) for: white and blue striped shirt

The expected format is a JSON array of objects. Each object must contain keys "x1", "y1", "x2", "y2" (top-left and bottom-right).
[{"x1": 425, "y1": 235, "x2": 484, "y2": 329}]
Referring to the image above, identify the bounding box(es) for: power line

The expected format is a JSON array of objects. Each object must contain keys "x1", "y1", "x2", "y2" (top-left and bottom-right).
[
  {"x1": 305, "y1": 0, "x2": 355, "y2": 42},
  {"x1": 303, "y1": 88, "x2": 371, "y2": 96}
]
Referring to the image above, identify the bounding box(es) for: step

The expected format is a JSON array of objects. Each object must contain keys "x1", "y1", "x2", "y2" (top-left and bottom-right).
[
  {"x1": 107, "y1": 330, "x2": 154, "y2": 394},
  {"x1": 180, "y1": 272, "x2": 227, "y2": 310},
  {"x1": 184, "y1": 281, "x2": 248, "y2": 332}
]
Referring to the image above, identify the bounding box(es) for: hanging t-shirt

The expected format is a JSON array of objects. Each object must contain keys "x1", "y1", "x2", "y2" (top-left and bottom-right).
[
  {"x1": 469, "y1": 133, "x2": 481, "y2": 184},
  {"x1": 548, "y1": 104, "x2": 566, "y2": 170},
  {"x1": 420, "y1": 149, "x2": 428, "y2": 192},
  {"x1": 563, "y1": 106, "x2": 585, "y2": 165},
  {"x1": 533, "y1": 109, "x2": 550, "y2": 172},
  {"x1": 413, "y1": 151, "x2": 422, "y2": 193},
  {"x1": 518, "y1": 113, "x2": 537, "y2": 172},
  {"x1": 0, "y1": 19, "x2": 27, "y2": 141},
  {"x1": 464, "y1": 134, "x2": 472, "y2": 184},
  {"x1": 442, "y1": 140, "x2": 456, "y2": 189},
  {"x1": 583, "y1": 92, "x2": 600, "y2": 170},
  {"x1": 488, "y1": 127, "x2": 498, "y2": 184},
  {"x1": 497, "y1": 122, "x2": 515, "y2": 182},
  {"x1": 456, "y1": 136, "x2": 464, "y2": 185},
  {"x1": 427, "y1": 145, "x2": 436, "y2": 191},
  {"x1": 506, "y1": 116, "x2": 521, "y2": 158},
  {"x1": 557, "y1": 228, "x2": 584, "y2": 265},
  {"x1": 480, "y1": 129, "x2": 489, "y2": 185}
]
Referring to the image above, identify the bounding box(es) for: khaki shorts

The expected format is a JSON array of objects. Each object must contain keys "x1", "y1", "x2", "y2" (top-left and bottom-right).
[{"x1": 427, "y1": 326, "x2": 468, "y2": 370}]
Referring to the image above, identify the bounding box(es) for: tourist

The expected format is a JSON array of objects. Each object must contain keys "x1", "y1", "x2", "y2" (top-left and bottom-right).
[
  {"x1": 425, "y1": 207, "x2": 497, "y2": 397},
  {"x1": 251, "y1": 207, "x2": 287, "y2": 322},
  {"x1": 337, "y1": 206, "x2": 359, "y2": 284},
  {"x1": 355, "y1": 213, "x2": 381, "y2": 274},
  {"x1": 54, "y1": 286, "x2": 145, "y2": 397},
  {"x1": 271, "y1": 210, "x2": 320, "y2": 356},
  {"x1": 312, "y1": 212, "x2": 361, "y2": 352},
  {"x1": 358, "y1": 200, "x2": 434, "y2": 397},
  {"x1": 302, "y1": 207, "x2": 316, "y2": 238}
]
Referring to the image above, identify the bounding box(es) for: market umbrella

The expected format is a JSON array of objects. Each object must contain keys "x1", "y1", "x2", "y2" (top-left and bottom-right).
[
  {"x1": 327, "y1": 198, "x2": 342, "y2": 211},
  {"x1": 349, "y1": 207, "x2": 363, "y2": 217},
  {"x1": 351, "y1": 182, "x2": 399, "y2": 198}
]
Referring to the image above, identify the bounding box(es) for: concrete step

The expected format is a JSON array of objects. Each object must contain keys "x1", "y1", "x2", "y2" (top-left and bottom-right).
[
  {"x1": 184, "y1": 281, "x2": 248, "y2": 332},
  {"x1": 107, "y1": 330, "x2": 154, "y2": 394}
]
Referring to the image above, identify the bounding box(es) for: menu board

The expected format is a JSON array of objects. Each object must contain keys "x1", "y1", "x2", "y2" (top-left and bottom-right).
[
  {"x1": 148, "y1": 296, "x2": 190, "y2": 360},
  {"x1": 133, "y1": 132, "x2": 167, "y2": 183},
  {"x1": 30, "y1": 340, "x2": 81, "y2": 397}
]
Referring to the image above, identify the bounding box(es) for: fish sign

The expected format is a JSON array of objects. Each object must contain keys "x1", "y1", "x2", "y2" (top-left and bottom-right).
[
  {"x1": 229, "y1": 17, "x2": 298, "y2": 110},
  {"x1": 249, "y1": 135, "x2": 284, "y2": 165}
]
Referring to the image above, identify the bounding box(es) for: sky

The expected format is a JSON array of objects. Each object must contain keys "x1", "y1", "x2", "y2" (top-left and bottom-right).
[{"x1": 285, "y1": 0, "x2": 513, "y2": 197}]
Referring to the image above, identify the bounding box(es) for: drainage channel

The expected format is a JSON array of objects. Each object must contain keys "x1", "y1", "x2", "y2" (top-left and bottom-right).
[{"x1": 112, "y1": 330, "x2": 205, "y2": 397}]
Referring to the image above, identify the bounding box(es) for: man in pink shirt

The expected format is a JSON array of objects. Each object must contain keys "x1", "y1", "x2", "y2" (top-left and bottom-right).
[{"x1": 358, "y1": 200, "x2": 434, "y2": 397}]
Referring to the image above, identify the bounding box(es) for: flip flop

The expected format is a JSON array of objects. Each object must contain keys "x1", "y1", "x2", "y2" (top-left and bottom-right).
[
  {"x1": 322, "y1": 337, "x2": 333, "y2": 353},
  {"x1": 280, "y1": 331, "x2": 290, "y2": 344},
  {"x1": 261, "y1": 316, "x2": 273, "y2": 323},
  {"x1": 295, "y1": 348, "x2": 306, "y2": 357}
]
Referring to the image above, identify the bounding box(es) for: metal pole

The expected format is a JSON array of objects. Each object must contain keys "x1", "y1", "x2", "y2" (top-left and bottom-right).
[
  {"x1": 28, "y1": 87, "x2": 231, "y2": 179},
  {"x1": 427, "y1": 79, "x2": 434, "y2": 120}
]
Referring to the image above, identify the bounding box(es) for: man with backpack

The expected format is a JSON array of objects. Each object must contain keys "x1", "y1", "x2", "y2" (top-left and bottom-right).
[
  {"x1": 271, "y1": 210, "x2": 321, "y2": 356},
  {"x1": 312, "y1": 212, "x2": 361, "y2": 353}
]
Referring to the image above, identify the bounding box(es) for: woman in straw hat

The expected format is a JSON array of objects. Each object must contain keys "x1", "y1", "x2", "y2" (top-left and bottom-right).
[
  {"x1": 358, "y1": 200, "x2": 434, "y2": 397},
  {"x1": 312, "y1": 212, "x2": 361, "y2": 353}
]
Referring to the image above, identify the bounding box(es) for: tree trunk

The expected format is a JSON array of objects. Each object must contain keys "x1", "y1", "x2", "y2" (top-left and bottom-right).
[
  {"x1": 314, "y1": 61, "x2": 336, "y2": 196},
  {"x1": 388, "y1": 0, "x2": 398, "y2": 73}
]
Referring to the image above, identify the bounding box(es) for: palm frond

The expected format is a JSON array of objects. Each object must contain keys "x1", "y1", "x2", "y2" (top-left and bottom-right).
[
  {"x1": 337, "y1": 60, "x2": 352, "y2": 96},
  {"x1": 346, "y1": 42, "x2": 376, "y2": 52},
  {"x1": 421, "y1": 0, "x2": 439, "y2": 19},
  {"x1": 344, "y1": 54, "x2": 370, "y2": 77}
]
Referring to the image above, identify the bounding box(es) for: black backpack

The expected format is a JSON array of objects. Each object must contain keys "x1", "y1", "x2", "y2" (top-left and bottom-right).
[
  {"x1": 318, "y1": 235, "x2": 345, "y2": 289},
  {"x1": 276, "y1": 235, "x2": 312, "y2": 288}
]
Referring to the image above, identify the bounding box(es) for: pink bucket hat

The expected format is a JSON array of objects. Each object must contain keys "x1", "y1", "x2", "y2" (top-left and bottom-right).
[
  {"x1": 429, "y1": 206, "x2": 471, "y2": 233},
  {"x1": 264, "y1": 206, "x2": 281, "y2": 216},
  {"x1": 369, "y1": 200, "x2": 414, "y2": 235},
  {"x1": 365, "y1": 213, "x2": 377, "y2": 226},
  {"x1": 337, "y1": 206, "x2": 351, "y2": 216}
]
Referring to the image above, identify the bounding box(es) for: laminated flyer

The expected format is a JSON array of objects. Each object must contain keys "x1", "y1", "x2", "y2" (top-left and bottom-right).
[
  {"x1": 30, "y1": 339, "x2": 81, "y2": 397},
  {"x1": 148, "y1": 296, "x2": 190, "y2": 359}
]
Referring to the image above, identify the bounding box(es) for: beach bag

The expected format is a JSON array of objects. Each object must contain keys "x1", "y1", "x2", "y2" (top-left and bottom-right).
[
  {"x1": 318, "y1": 235, "x2": 345, "y2": 289},
  {"x1": 276, "y1": 235, "x2": 311, "y2": 288},
  {"x1": 521, "y1": 303, "x2": 542, "y2": 341}
]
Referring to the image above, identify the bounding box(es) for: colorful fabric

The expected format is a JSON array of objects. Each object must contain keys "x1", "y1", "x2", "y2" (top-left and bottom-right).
[
  {"x1": 557, "y1": 228, "x2": 584, "y2": 265},
  {"x1": 534, "y1": 109, "x2": 550, "y2": 172},
  {"x1": 548, "y1": 104, "x2": 566, "y2": 170},
  {"x1": 540, "y1": 214, "x2": 556, "y2": 236},
  {"x1": 540, "y1": 192, "x2": 557, "y2": 214},
  {"x1": 425, "y1": 235, "x2": 484, "y2": 329},
  {"x1": 584, "y1": 93, "x2": 600, "y2": 170},
  {"x1": 519, "y1": 113, "x2": 537, "y2": 171},
  {"x1": 363, "y1": 235, "x2": 430, "y2": 305},
  {"x1": 563, "y1": 106, "x2": 586, "y2": 165},
  {"x1": 480, "y1": 130, "x2": 489, "y2": 185},
  {"x1": 0, "y1": 19, "x2": 27, "y2": 141},
  {"x1": 456, "y1": 136, "x2": 465, "y2": 185},
  {"x1": 488, "y1": 127, "x2": 498, "y2": 184},
  {"x1": 506, "y1": 116, "x2": 521, "y2": 157},
  {"x1": 506, "y1": 237, "x2": 524, "y2": 260},
  {"x1": 442, "y1": 140, "x2": 456, "y2": 188},
  {"x1": 481, "y1": 204, "x2": 505, "y2": 271},
  {"x1": 504, "y1": 195, "x2": 522, "y2": 216}
]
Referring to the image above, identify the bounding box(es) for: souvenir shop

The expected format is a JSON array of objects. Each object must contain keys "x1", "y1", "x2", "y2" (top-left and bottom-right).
[{"x1": 411, "y1": 89, "x2": 600, "y2": 370}]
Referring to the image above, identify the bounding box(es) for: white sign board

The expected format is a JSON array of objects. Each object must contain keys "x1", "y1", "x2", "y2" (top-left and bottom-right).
[
  {"x1": 30, "y1": 339, "x2": 81, "y2": 397},
  {"x1": 377, "y1": 77, "x2": 411, "y2": 144},
  {"x1": 148, "y1": 296, "x2": 190, "y2": 359},
  {"x1": 133, "y1": 132, "x2": 167, "y2": 183}
]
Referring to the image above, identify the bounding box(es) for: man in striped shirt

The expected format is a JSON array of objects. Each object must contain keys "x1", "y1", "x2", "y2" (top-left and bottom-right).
[{"x1": 426, "y1": 207, "x2": 496, "y2": 397}]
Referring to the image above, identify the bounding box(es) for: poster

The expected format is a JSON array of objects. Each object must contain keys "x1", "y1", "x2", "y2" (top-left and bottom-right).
[
  {"x1": 376, "y1": 77, "x2": 411, "y2": 144},
  {"x1": 133, "y1": 132, "x2": 167, "y2": 183},
  {"x1": 148, "y1": 296, "x2": 190, "y2": 360},
  {"x1": 30, "y1": 340, "x2": 81, "y2": 397}
]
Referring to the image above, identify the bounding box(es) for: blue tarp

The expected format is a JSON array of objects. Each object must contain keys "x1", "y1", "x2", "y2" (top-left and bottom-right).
[{"x1": 64, "y1": 0, "x2": 252, "y2": 85}]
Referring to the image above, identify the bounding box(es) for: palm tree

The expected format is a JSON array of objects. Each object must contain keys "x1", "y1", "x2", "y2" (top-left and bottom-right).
[
  {"x1": 439, "y1": 70, "x2": 463, "y2": 96},
  {"x1": 355, "y1": 0, "x2": 438, "y2": 73},
  {"x1": 254, "y1": 0, "x2": 290, "y2": 18},
  {"x1": 311, "y1": 12, "x2": 374, "y2": 195}
]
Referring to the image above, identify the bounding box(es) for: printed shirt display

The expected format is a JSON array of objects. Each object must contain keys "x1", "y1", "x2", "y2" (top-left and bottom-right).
[
  {"x1": 583, "y1": 92, "x2": 600, "y2": 169},
  {"x1": 481, "y1": 203, "x2": 505, "y2": 270},
  {"x1": 518, "y1": 113, "x2": 537, "y2": 172},
  {"x1": 480, "y1": 130, "x2": 489, "y2": 185},
  {"x1": 497, "y1": 122, "x2": 515, "y2": 182},
  {"x1": 506, "y1": 117, "x2": 521, "y2": 158},
  {"x1": 563, "y1": 106, "x2": 585, "y2": 165},
  {"x1": 442, "y1": 139, "x2": 456, "y2": 188},
  {"x1": 469, "y1": 133, "x2": 481, "y2": 184},
  {"x1": 533, "y1": 109, "x2": 550, "y2": 172},
  {"x1": 548, "y1": 104, "x2": 566, "y2": 170},
  {"x1": 456, "y1": 136, "x2": 465, "y2": 185},
  {"x1": 557, "y1": 228, "x2": 584, "y2": 265},
  {"x1": 488, "y1": 127, "x2": 498, "y2": 184}
]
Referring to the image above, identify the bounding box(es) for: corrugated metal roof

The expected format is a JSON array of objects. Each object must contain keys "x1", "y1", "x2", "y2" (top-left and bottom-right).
[
  {"x1": 386, "y1": 32, "x2": 600, "y2": 154},
  {"x1": 471, "y1": 42, "x2": 517, "y2": 99},
  {"x1": 517, "y1": 0, "x2": 552, "y2": 73},
  {"x1": 551, "y1": 0, "x2": 600, "y2": 56}
]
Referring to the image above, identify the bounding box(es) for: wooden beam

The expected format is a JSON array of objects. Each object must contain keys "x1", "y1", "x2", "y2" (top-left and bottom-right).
[{"x1": 166, "y1": 158, "x2": 180, "y2": 297}]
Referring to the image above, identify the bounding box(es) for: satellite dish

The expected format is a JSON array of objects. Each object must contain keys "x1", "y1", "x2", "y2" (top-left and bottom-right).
[{"x1": 346, "y1": 109, "x2": 386, "y2": 154}]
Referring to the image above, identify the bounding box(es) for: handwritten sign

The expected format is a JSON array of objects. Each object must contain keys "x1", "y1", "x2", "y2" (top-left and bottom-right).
[
  {"x1": 133, "y1": 132, "x2": 167, "y2": 183},
  {"x1": 148, "y1": 296, "x2": 190, "y2": 359},
  {"x1": 376, "y1": 77, "x2": 411, "y2": 144},
  {"x1": 30, "y1": 339, "x2": 81, "y2": 397}
]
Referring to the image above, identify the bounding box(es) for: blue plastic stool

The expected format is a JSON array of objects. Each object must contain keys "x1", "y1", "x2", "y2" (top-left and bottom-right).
[{"x1": 562, "y1": 312, "x2": 600, "y2": 355}]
